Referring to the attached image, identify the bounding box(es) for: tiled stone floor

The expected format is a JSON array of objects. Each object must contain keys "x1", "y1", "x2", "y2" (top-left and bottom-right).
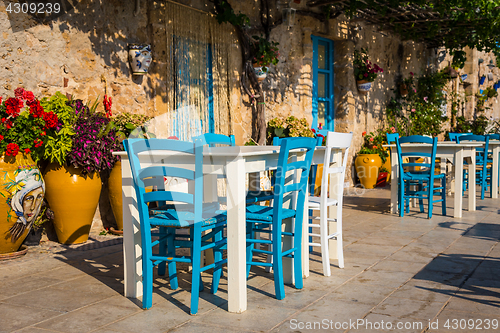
[{"x1": 1, "y1": 187, "x2": 499, "y2": 332}]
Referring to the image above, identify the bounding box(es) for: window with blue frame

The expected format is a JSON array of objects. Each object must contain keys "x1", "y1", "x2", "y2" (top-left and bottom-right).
[{"x1": 311, "y1": 36, "x2": 335, "y2": 131}]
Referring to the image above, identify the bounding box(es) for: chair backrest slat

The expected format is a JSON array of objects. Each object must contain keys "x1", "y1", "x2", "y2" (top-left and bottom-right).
[
  {"x1": 395, "y1": 135, "x2": 437, "y2": 178},
  {"x1": 449, "y1": 132, "x2": 468, "y2": 143},
  {"x1": 124, "y1": 138, "x2": 204, "y2": 240},
  {"x1": 320, "y1": 132, "x2": 353, "y2": 201},
  {"x1": 196, "y1": 133, "x2": 235, "y2": 147},
  {"x1": 386, "y1": 133, "x2": 399, "y2": 144}
]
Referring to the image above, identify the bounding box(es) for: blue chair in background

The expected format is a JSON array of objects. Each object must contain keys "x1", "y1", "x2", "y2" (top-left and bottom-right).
[
  {"x1": 457, "y1": 134, "x2": 492, "y2": 200},
  {"x1": 489, "y1": 134, "x2": 500, "y2": 188},
  {"x1": 245, "y1": 137, "x2": 317, "y2": 299},
  {"x1": 124, "y1": 138, "x2": 227, "y2": 315},
  {"x1": 395, "y1": 135, "x2": 446, "y2": 218},
  {"x1": 448, "y1": 132, "x2": 468, "y2": 142},
  {"x1": 196, "y1": 133, "x2": 235, "y2": 147}
]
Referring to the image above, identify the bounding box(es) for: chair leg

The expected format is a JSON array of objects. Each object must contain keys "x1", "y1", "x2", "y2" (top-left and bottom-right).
[
  {"x1": 190, "y1": 225, "x2": 202, "y2": 315},
  {"x1": 211, "y1": 226, "x2": 223, "y2": 294},
  {"x1": 337, "y1": 206, "x2": 344, "y2": 269},
  {"x1": 399, "y1": 181, "x2": 405, "y2": 217},
  {"x1": 428, "y1": 184, "x2": 433, "y2": 219},
  {"x1": 272, "y1": 222, "x2": 285, "y2": 300},
  {"x1": 319, "y1": 212, "x2": 331, "y2": 277},
  {"x1": 481, "y1": 166, "x2": 487, "y2": 200},
  {"x1": 142, "y1": 257, "x2": 153, "y2": 309},
  {"x1": 246, "y1": 223, "x2": 255, "y2": 279},
  {"x1": 158, "y1": 227, "x2": 167, "y2": 276},
  {"x1": 418, "y1": 181, "x2": 424, "y2": 213},
  {"x1": 167, "y1": 228, "x2": 178, "y2": 290},
  {"x1": 441, "y1": 177, "x2": 447, "y2": 216},
  {"x1": 293, "y1": 217, "x2": 303, "y2": 290}
]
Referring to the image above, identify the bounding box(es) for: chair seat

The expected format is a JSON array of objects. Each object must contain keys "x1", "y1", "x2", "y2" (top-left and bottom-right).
[
  {"x1": 150, "y1": 209, "x2": 227, "y2": 227},
  {"x1": 307, "y1": 196, "x2": 338, "y2": 209},
  {"x1": 246, "y1": 204, "x2": 296, "y2": 222},
  {"x1": 402, "y1": 172, "x2": 445, "y2": 181}
]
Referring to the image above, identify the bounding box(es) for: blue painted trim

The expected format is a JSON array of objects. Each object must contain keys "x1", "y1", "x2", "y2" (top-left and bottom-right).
[{"x1": 311, "y1": 35, "x2": 335, "y2": 131}]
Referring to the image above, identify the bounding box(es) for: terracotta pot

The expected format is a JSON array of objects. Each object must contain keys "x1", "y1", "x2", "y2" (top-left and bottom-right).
[
  {"x1": 356, "y1": 80, "x2": 372, "y2": 95},
  {"x1": 0, "y1": 154, "x2": 45, "y2": 254},
  {"x1": 108, "y1": 160, "x2": 123, "y2": 231},
  {"x1": 252, "y1": 65, "x2": 267, "y2": 82},
  {"x1": 355, "y1": 154, "x2": 382, "y2": 189},
  {"x1": 43, "y1": 164, "x2": 101, "y2": 244}
]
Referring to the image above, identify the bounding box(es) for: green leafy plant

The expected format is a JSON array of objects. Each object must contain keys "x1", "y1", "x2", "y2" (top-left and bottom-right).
[
  {"x1": 41, "y1": 92, "x2": 77, "y2": 165},
  {"x1": 353, "y1": 48, "x2": 383, "y2": 82},
  {"x1": 251, "y1": 36, "x2": 279, "y2": 72},
  {"x1": 450, "y1": 115, "x2": 489, "y2": 136},
  {"x1": 266, "y1": 116, "x2": 314, "y2": 145},
  {"x1": 386, "y1": 70, "x2": 450, "y2": 137},
  {"x1": 214, "y1": 0, "x2": 249, "y2": 27},
  {"x1": 110, "y1": 112, "x2": 153, "y2": 144},
  {"x1": 359, "y1": 130, "x2": 389, "y2": 163}
]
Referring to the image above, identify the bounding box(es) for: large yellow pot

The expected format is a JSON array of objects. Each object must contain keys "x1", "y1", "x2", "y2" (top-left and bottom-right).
[
  {"x1": 0, "y1": 154, "x2": 45, "y2": 254},
  {"x1": 108, "y1": 160, "x2": 123, "y2": 231},
  {"x1": 355, "y1": 154, "x2": 382, "y2": 189},
  {"x1": 43, "y1": 164, "x2": 101, "y2": 244}
]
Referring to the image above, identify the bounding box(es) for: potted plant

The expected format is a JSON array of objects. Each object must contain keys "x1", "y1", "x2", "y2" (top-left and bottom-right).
[
  {"x1": 251, "y1": 35, "x2": 279, "y2": 81},
  {"x1": 376, "y1": 167, "x2": 389, "y2": 188},
  {"x1": 0, "y1": 87, "x2": 54, "y2": 254},
  {"x1": 107, "y1": 111, "x2": 153, "y2": 232},
  {"x1": 353, "y1": 48, "x2": 383, "y2": 94},
  {"x1": 42, "y1": 95, "x2": 120, "y2": 244},
  {"x1": 354, "y1": 131, "x2": 388, "y2": 189}
]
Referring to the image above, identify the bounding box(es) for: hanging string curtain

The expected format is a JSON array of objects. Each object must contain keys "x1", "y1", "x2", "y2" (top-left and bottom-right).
[{"x1": 159, "y1": 1, "x2": 234, "y2": 141}]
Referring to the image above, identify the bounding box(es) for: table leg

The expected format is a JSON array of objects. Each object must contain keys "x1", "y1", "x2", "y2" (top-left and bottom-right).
[
  {"x1": 121, "y1": 157, "x2": 143, "y2": 298},
  {"x1": 390, "y1": 148, "x2": 399, "y2": 214},
  {"x1": 468, "y1": 148, "x2": 476, "y2": 211},
  {"x1": 492, "y1": 146, "x2": 499, "y2": 199},
  {"x1": 454, "y1": 148, "x2": 464, "y2": 218},
  {"x1": 225, "y1": 156, "x2": 247, "y2": 313}
]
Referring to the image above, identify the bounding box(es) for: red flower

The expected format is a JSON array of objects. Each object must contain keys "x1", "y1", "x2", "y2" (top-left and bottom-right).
[
  {"x1": 14, "y1": 87, "x2": 25, "y2": 100},
  {"x1": 5, "y1": 98, "x2": 22, "y2": 117},
  {"x1": 24, "y1": 148, "x2": 31, "y2": 154},
  {"x1": 311, "y1": 128, "x2": 316, "y2": 133},
  {"x1": 410, "y1": 72, "x2": 414, "y2": 76},
  {"x1": 43, "y1": 111, "x2": 58, "y2": 128},
  {"x1": 362, "y1": 131, "x2": 367, "y2": 136},
  {"x1": 0, "y1": 135, "x2": 3, "y2": 142},
  {"x1": 103, "y1": 95, "x2": 112, "y2": 118},
  {"x1": 29, "y1": 100, "x2": 45, "y2": 118},
  {"x1": 23, "y1": 90, "x2": 35, "y2": 102},
  {"x1": 0, "y1": 97, "x2": 2, "y2": 105},
  {"x1": 6, "y1": 143, "x2": 20, "y2": 156},
  {"x1": 33, "y1": 139, "x2": 43, "y2": 148},
  {"x1": 372, "y1": 145, "x2": 377, "y2": 150},
  {"x1": 369, "y1": 137, "x2": 374, "y2": 142}
]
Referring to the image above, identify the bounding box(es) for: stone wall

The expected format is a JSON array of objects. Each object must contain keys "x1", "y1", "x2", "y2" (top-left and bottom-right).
[{"x1": 2, "y1": 0, "x2": 499, "y2": 232}]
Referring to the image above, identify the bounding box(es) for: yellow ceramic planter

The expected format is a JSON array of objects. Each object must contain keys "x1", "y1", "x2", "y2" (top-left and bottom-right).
[
  {"x1": 44, "y1": 164, "x2": 101, "y2": 244},
  {"x1": 108, "y1": 160, "x2": 123, "y2": 231},
  {"x1": 355, "y1": 154, "x2": 382, "y2": 189},
  {"x1": 0, "y1": 154, "x2": 45, "y2": 254}
]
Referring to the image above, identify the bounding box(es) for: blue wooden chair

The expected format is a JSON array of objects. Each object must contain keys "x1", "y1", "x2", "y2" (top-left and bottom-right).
[
  {"x1": 124, "y1": 138, "x2": 227, "y2": 315},
  {"x1": 489, "y1": 134, "x2": 500, "y2": 188},
  {"x1": 457, "y1": 134, "x2": 492, "y2": 200},
  {"x1": 196, "y1": 133, "x2": 235, "y2": 147},
  {"x1": 245, "y1": 137, "x2": 317, "y2": 300},
  {"x1": 395, "y1": 135, "x2": 446, "y2": 218}
]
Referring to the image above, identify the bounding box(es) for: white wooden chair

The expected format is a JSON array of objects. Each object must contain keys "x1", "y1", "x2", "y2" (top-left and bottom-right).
[{"x1": 308, "y1": 131, "x2": 353, "y2": 276}]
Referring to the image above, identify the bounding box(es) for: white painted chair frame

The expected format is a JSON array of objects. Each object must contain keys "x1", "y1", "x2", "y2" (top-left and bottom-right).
[{"x1": 308, "y1": 132, "x2": 352, "y2": 276}]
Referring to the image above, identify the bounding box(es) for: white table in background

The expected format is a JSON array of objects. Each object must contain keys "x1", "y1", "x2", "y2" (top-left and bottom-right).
[
  {"x1": 386, "y1": 142, "x2": 482, "y2": 218},
  {"x1": 115, "y1": 145, "x2": 342, "y2": 313},
  {"x1": 488, "y1": 140, "x2": 500, "y2": 198}
]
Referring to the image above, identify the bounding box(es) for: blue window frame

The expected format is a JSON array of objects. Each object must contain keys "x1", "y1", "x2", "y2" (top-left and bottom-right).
[
  {"x1": 172, "y1": 37, "x2": 215, "y2": 139},
  {"x1": 311, "y1": 36, "x2": 334, "y2": 131}
]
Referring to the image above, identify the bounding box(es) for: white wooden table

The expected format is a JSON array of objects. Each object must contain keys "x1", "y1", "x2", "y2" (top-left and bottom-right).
[
  {"x1": 386, "y1": 142, "x2": 483, "y2": 218},
  {"x1": 115, "y1": 145, "x2": 340, "y2": 313}
]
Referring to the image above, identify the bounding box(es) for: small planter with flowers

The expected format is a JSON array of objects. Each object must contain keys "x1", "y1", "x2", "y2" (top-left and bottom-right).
[{"x1": 353, "y1": 48, "x2": 384, "y2": 95}]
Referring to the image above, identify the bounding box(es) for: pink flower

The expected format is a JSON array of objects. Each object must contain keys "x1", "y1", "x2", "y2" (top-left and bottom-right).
[
  {"x1": 423, "y1": 96, "x2": 428, "y2": 102},
  {"x1": 391, "y1": 127, "x2": 396, "y2": 133},
  {"x1": 411, "y1": 108, "x2": 416, "y2": 113},
  {"x1": 413, "y1": 88, "x2": 417, "y2": 93},
  {"x1": 410, "y1": 72, "x2": 414, "y2": 76},
  {"x1": 369, "y1": 137, "x2": 374, "y2": 142},
  {"x1": 364, "y1": 73, "x2": 368, "y2": 77}
]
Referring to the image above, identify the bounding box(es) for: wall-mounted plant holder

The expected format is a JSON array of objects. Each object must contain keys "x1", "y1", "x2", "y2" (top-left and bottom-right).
[
  {"x1": 460, "y1": 74, "x2": 467, "y2": 81},
  {"x1": 128, "y1": 44, "x2": 152, "y2": 75}
]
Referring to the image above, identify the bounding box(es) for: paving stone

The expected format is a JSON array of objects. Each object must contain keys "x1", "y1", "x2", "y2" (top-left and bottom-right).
[
  {"x1": 0, "y1": 302, "x2": 61, "y2": 332},
  {"x1": 432, "y1": 308, "x2": 500, "y2": 333},
  {"x1": 390, "y1": 280, "x2": 458, "y2": 303},
  {"x1": 371, "y1": 297, "x2": 445, "y2": 321},
  {"x1": 351, "y1": 269, "x2": 415, "y2": 288},
  {"x1": 355, "y1": 313, "x2": 428, "y2": 333}
]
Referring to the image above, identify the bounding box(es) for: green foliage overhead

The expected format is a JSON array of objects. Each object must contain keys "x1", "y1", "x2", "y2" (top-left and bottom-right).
[
  {"x1": 343, "y1": 0, "x2": 500, "y2": 64},
  {"x1": 214, "y1": 0, "x2": 249, "y2": 27}
]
